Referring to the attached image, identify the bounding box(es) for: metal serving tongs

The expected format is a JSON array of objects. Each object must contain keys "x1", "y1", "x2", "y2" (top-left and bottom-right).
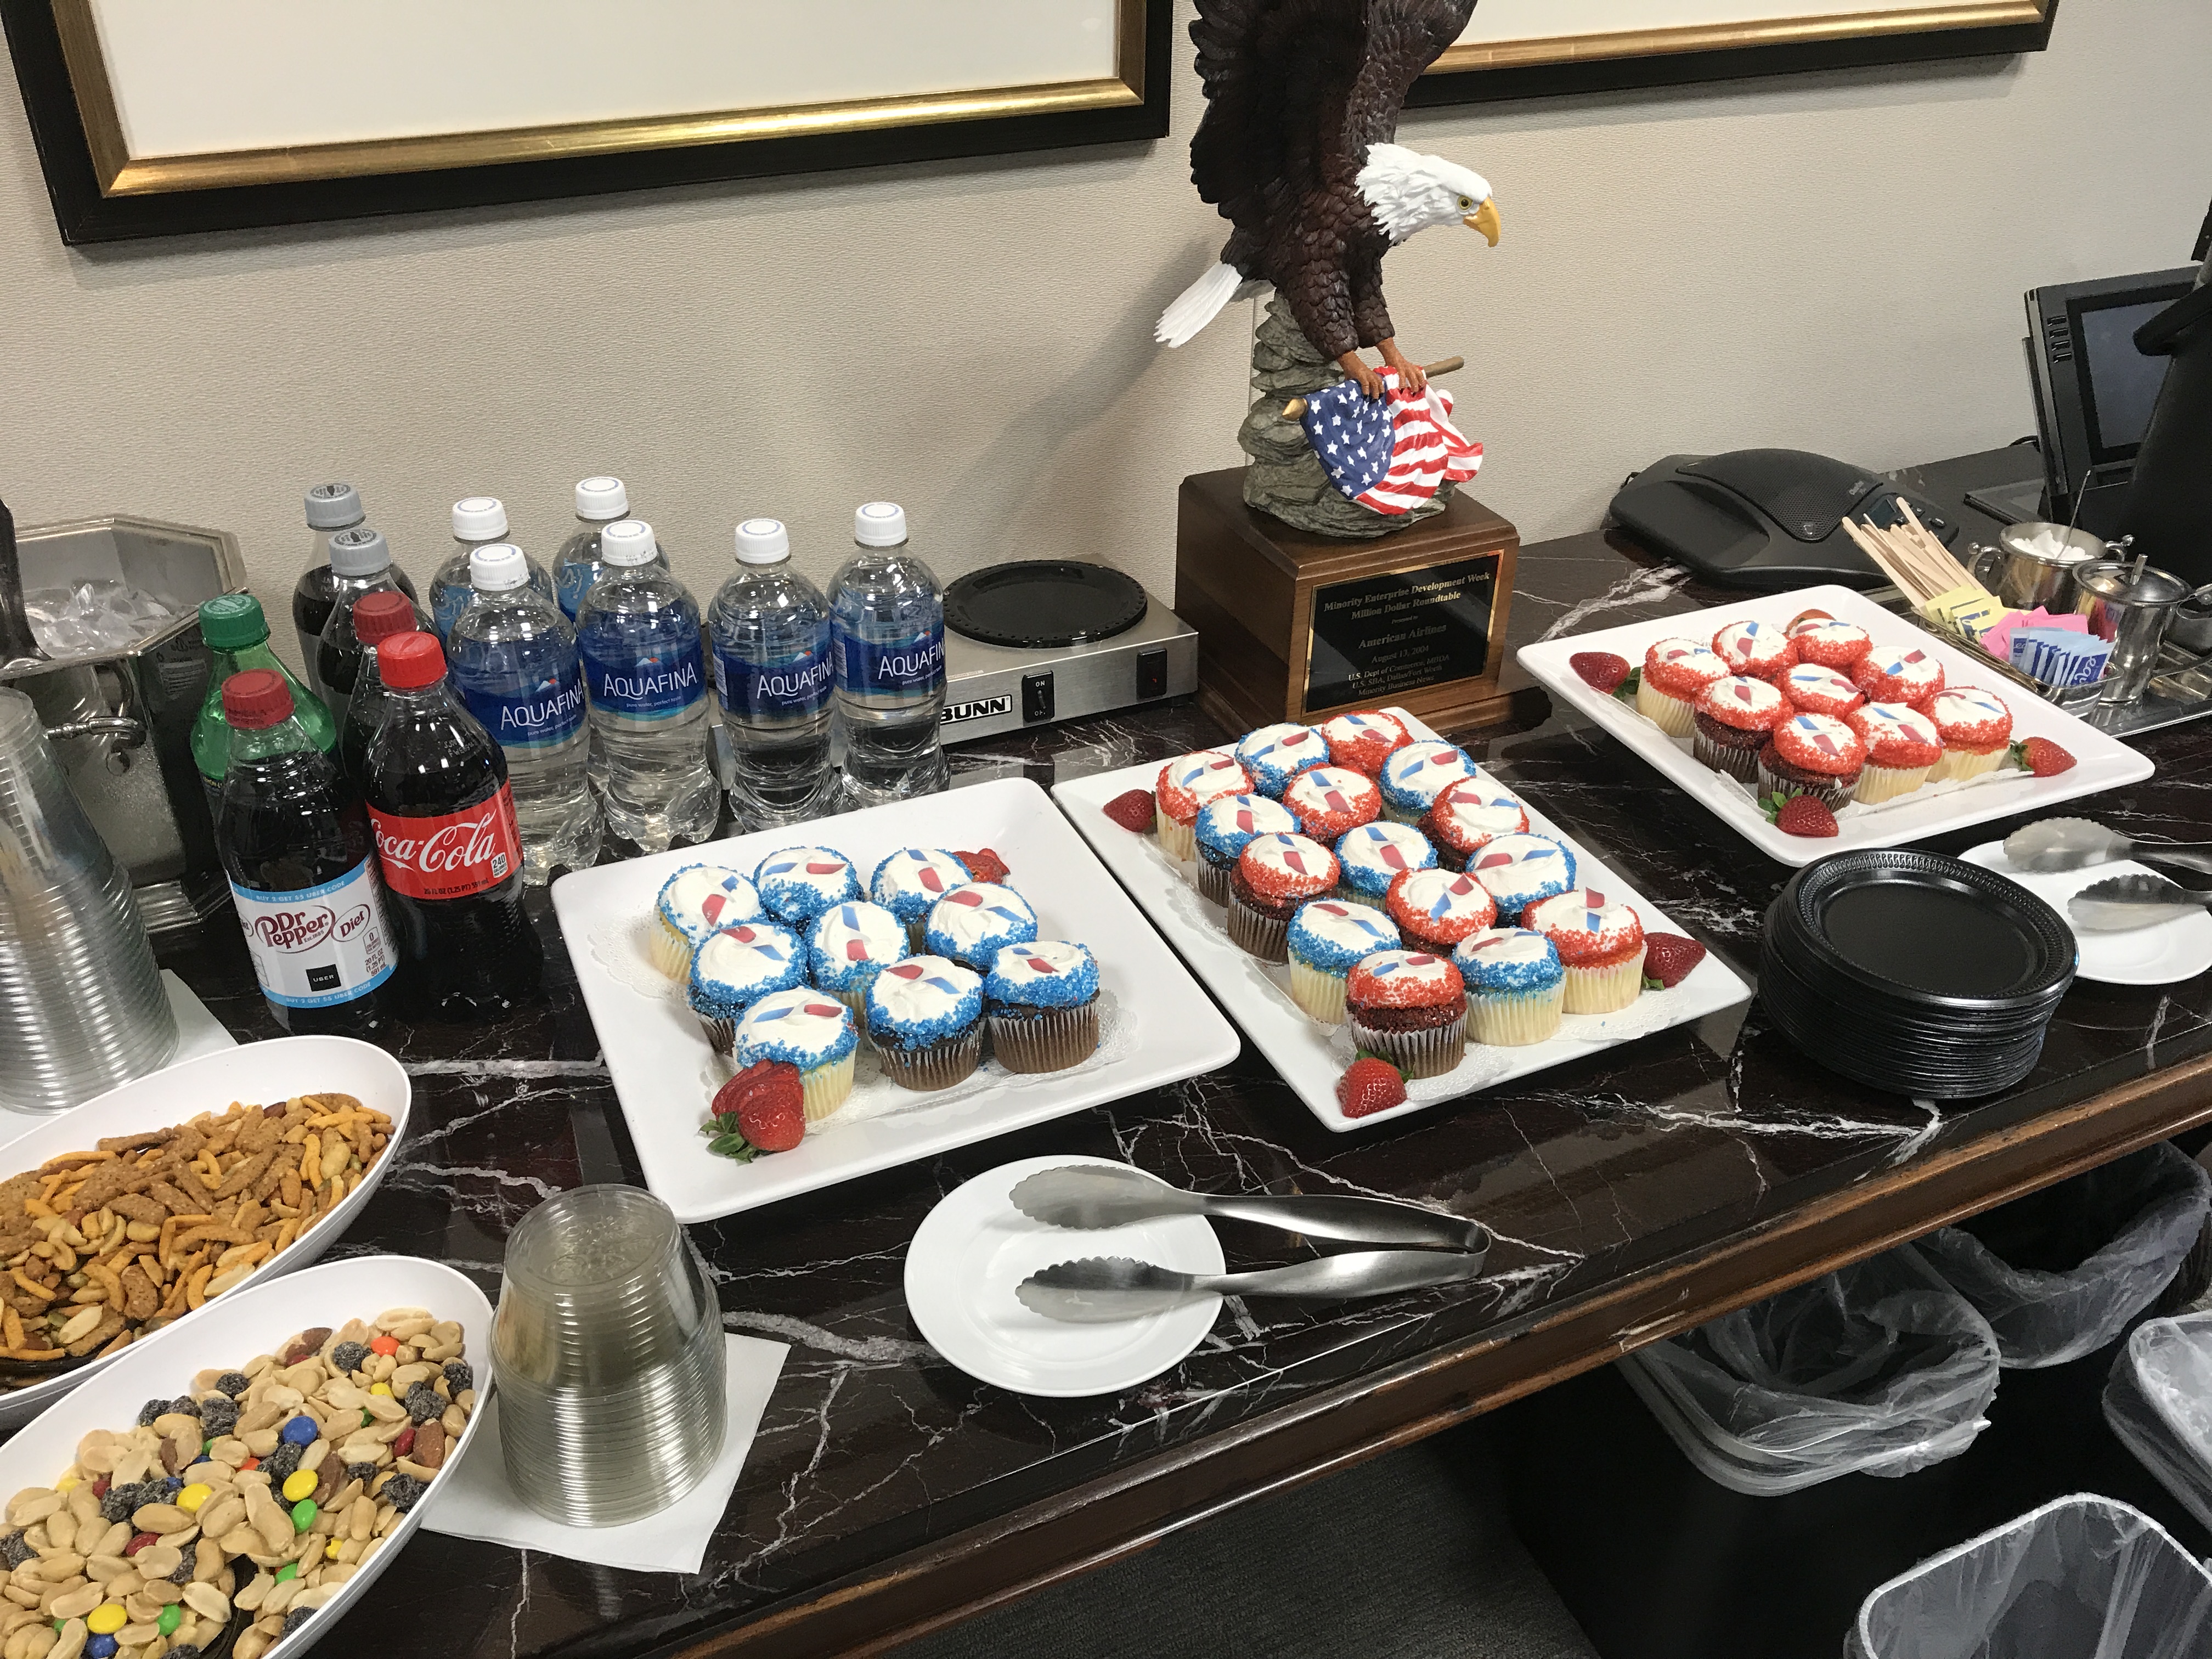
[
  {"x1": 2003, "y1": 817, "x2": 2212, "y2": 877},
  {"x1": 1009, "y1": 1163, "x2": 1489, "y2": 1252},
  {"x1": 1018, "y1": 1250, "x2": 1493, "y2": 1322}
]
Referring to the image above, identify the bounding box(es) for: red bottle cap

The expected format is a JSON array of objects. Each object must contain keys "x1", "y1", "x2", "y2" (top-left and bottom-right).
[
  {"x1": 354, "y1": 591, "x2": 419, "y2": 646},
  {"x1": 377, "y1": 631, "x2": 446, "y2": 690},
  {"x1": 221, "y1": 669, "x2": 295, "y2": 730}
]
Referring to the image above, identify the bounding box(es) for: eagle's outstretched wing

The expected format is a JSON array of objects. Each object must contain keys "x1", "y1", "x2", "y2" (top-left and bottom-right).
[{"x1": 1344, "y1": 0, "x2": 1477, "y2": 152}]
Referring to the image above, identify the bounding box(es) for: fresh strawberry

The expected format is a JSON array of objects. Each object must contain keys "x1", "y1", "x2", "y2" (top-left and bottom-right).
[
  {"x1": 2013, "y1": 736, "x2": 2076, "y2": 777},
  {"x1": 1774, "y1": 795, "x2": 1839, "y2": 838},
  {"x1": 1103, "y1": 789, "x2": 1156, "y2": 832},
  {"x1": 1788, "y1": 608, "x2": 1835, "y2": 632},
  {"x1": 707, "y1": 1060, "x2": 806, "y2": 1159},
  {"x1": 953, "y1": 848, "x2": 1011, "y2": 883},
  {"x1": 1571, "y1": 651, "x2": 1631, "y2": 693},
  {"x1": 1336, "y1": 1054, "x2": 1407, "y2": 1119},
  {"x1": 1641, "y1": 934, "x2": 1708, "y2": 989}
]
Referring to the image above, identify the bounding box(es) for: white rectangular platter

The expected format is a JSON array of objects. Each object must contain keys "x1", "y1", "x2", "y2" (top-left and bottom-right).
[
  {"x1": 550, "y1": 777, "x2": 1240, "y2": 1223},
  {"x1": 1516, "y1": 584, "x2": 2155, "y2": 868},
  {"x1": 1052, "y1": 710, "x2": 1750, "y2": 1132}
]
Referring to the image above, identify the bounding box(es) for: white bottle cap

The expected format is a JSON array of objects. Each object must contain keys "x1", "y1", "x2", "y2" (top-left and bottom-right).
[
  {"x1": 601, "y1": 520, "x2": 658, "y2": 567},
  {"x1": 575, "y1": 476, "x2": 628, "y2": 520},
  {"x1": 304, "y1": 483, "x2": 364, "y2": 532},
  {"x1": 470, "y1": 544, "x2": 531, "y2": 592},
  {"x1": 328, "y1": 526, "x2": 390, "y2": 577},
  {"x1": 854, "y1": 501, "x2": 908, "y2": 548},
  {"x1": 736, "y1": 518, "x2": 790, "y2": 565},
  {"x1": 452, "y1": 496, "x2": 507, "y2": 540}
]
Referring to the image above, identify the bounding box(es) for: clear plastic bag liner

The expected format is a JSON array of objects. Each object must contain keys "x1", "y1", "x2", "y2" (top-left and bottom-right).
[
  {"x1": 1918, "y1": 1144, "x2": 2212, "y2": 1369},
  {"x1": 1847, "y1": 1494, "x2": 2212, "y2": 1659},
  {"x1": 2103, "y1": 1311, "x2": 2212, "y2": 1534},
  {"x1": 1621, "y1": 1244, "x2": 2000, "y2": 1494}
]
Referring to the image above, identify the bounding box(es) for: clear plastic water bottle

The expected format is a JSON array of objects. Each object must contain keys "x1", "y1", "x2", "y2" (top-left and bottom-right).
[
  {"x1": 709, "y1": 518, "x2": 835, "y2": 827},
  {"x1": 576, "y1": 520, "x2": 719, "y2": 851},
  {"x1": 830, "y1": 501, "x2": 947, "y2": 805},
  {"x1": 551, "y1": 476, "x2": 654, "y2": 622},
  {"x1": 428, "y1": 498, "x2": 554, "y2": 642},
  {"x1": 447, "y1": 545, "x2": 602, "y2": 882}
]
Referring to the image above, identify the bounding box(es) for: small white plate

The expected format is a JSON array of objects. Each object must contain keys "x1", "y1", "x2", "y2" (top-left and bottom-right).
[
  {"x1": 0, "y1": 1254, "x2": 491, "y2": 1659},
  {"x1": 1961, "y1": 842, "x2": 2212, "y2": 986},
  {"x1": 904, "y1": 1155, "x2": 1224, "y2": 1397},
  {"x1": 1516, "y1": 584, "x2": 2156, "y2": 867}
]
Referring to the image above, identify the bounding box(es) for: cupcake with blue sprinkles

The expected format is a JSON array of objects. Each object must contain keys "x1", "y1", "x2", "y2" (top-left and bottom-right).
[
  {"x1": 808, "y1": 901, "x2": 910, "y2": 1031},
  {"x1": 686, "y1": 921, "x2": 806, "y2": 1056},
  {"x1": 735, "y1": 988, "x2": 860, "y2": 1121},
  {"x1": 1334, "y1": 821, "x2": 1437, "y2": 910},
  {"x1": 924, "y1": 882, "x2": 1039, "y2": 970},
  {"x1": 1235, "y1": 723, "x2": 1330, "y2": 797},
  {"x1": 984, "y1": 940, "x2": 1101, "y2": 1073},
  {"x1": 867, "y1": 955, "x2": 986, "y2": 1091},
  {"x1": 1466, "y1": 833, "x2": 1577, "y2": 924},
  {"x1": 753, "y1": 847, "x2": 860, "y2": 928},
  {"x1": 651, "y1": 864, "x2": 761, "y2": 980},
  {"x1": 1193, "y1": 793, "x2": 1299, "y2": 906},
  {"x1": 1286, "y1": 900, "x2": 1401, "y2": 1025},
  {"x1": 1378, "y1": 741, "x2": 1478, "y2": 823},
  {"x1": 1453, "y1": 927, "x2": 1566, "y2": 1046},
  {"x1": 870, "y1": 848, "x2": 973, "y2": 947}
]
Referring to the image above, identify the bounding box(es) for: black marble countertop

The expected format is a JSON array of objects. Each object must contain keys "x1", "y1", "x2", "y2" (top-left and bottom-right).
[{"x1": 148, "y1": 450, "x2": 2212, "y2": 1659}]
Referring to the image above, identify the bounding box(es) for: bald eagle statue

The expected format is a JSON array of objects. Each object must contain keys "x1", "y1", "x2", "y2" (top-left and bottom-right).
[{"x1": 1156, "y1": 0, "x2": 1497, "y2": 399}]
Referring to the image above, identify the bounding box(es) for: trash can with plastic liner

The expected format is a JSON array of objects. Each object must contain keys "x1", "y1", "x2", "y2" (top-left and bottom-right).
[{"x1": 2104, "y1": 1311, "x2": 2212, "y2": 1532}]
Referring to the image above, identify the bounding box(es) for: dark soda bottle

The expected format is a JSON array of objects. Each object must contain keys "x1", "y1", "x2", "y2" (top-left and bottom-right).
[
  {"x1": 362, "y1": 632, "x2": 543, "y2": 1017},
  {"x1": 317, "y1": 526, "x2": 425, "y2": 732},
  {"x1": 215, "y1": 669, "x2": 397, "y2": 1035},
  {"x1": 292, "y1": 485, "x2": 416, "y2": 699},
  {"x1": 338, "y1": 590, "x2": 421, "y2": 783}
]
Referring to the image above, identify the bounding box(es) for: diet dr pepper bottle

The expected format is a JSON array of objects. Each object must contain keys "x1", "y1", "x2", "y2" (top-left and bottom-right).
[
  {"x1": 213, "y1": 669, "x2": 396, "y2": 1036},
  {"x1": 362, "y1": 632, "x2": 543, "y2": 1017}
]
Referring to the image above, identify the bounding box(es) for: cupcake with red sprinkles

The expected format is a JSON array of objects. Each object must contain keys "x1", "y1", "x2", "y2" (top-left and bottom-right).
[
  {"x1": 1321, "y1": 709, "x2": 1412, "y2": 775},
  {"x1": 1467, "y1": 833, "x2": 1577, "y2": 923},
  {"x1": 1193, "y1": 793, "x2": 1300, "y2": 907},
  {"x1": 1758, "y1": 712, "x2": 1867, "y2": 812},
  {"x1": 1525, "y1": 888, "x2": 1647, "y2": 1014},
  {"x1": 1791, "y1": 619, "x2": 1873, "y2": 672},
  {"x1": 1691, "y1": 674, "x2": 1788, "y2": 784},
  {"x1": 1637, "y1": 638, "x2": 1728, "y2": 738},
  {"x1": 1781, "y1": 663, "x2": 1865, "y2": 720},
  {"x1": 1385, "y1": 867, "x2": 1498, "y2": 955},
  {"x1": 1712, "y1": 618, "x2": 1796, "y2": 684},
  {"x1": 1228, "y1": 832, "x2": 1340, "y2": 963},
  {"x1": 1345, "y1": 950, "x2": 1468, "y2": 1080},
  {"x1": 1378, "y1": 741, "x2": 1478, "y2": 823},
  {"x1": 1852, "y1": 646, "x2": 1944, "y2": 710},
  {"x1": 1334, "y1": 821, "x2": 1437, "y2": 910},
  {"x1": 1925, "y1": 687, "x2": 2014, "y2": 782},
  {"x1": 1235, "y1": 723, "x2": 1330, "y2": 797},
  {"x1": 1155, "y1": 751, "x2": 1252, "y2": 861},
  {"x1": 1845, "y1": 701, "x2": 1943, "y2": 803},
  {"x1": 1286, "y1": 899, "x2": 1401, "y2": 1024},
  {"x1": 1421, "y1": 777, "x2": 1530, "y2": 871},
  {"x1": 1282, "y1": 765, "x2": 1383, "y2": 844}
]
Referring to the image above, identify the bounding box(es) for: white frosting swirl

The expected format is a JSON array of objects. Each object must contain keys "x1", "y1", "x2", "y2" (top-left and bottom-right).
[
  {"x1": 736, "y1": 988, "x2": 854, "y2": 1058},
  {"x1": 1238, "y1": 832, "x2": 1335, "y2": 884},
  {"x1": 659, "y1": 865, "x2": 761, "y2": 935},
  {"x1": 870, "y1": 956, "x2": 980, "y2": 1022},
  {"x1": 1392, "y1": 868, "x2": 1494, "y2": 928},
  {"x1": 925, "y1": 883, "x2": 1037, "y2": 951},
  {"x1": 811, "y1": 902, "x2": 907, "y2": 967},
  {"x1": 1336, "y1": 822, "x2": 1434, "y2": 881}
]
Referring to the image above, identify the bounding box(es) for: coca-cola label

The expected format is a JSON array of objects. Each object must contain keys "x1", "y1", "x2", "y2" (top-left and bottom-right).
[
  {"x1": 368, "y1": 782, "x2": 525, "y2": 900},
  {"x1": 227, "y1": 857, "x2": 395, "y2": 1008},
  {"x1": 456, "y1": 667, "x2": 587, "y2": 750},
  {"x1": 580, "y1": 636, "x2": 706, "y2": 721}
]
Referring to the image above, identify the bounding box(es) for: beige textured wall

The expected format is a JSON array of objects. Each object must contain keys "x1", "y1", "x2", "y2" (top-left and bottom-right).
[{"x1": 3, "y1": 0, "x2": 2208, "y2": 668}]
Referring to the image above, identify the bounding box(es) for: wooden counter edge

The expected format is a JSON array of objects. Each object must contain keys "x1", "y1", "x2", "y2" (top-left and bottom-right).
[{"x1": 674, "y1": 1047, "x2": 2212, "y2": 1659}]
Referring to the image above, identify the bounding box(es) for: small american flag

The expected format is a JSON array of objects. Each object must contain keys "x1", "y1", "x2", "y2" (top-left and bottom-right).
[{"x1": 1299, "y1": 369, "x2": 1482, "y2": 515}]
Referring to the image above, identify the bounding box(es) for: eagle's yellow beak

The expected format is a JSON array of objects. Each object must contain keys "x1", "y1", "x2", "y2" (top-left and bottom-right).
[{"x1": 1464, "y1": 199, "x2": 1500, "y2": 246}]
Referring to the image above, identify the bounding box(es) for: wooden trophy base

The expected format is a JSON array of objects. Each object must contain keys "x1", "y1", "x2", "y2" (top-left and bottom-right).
[{"x1": 1173, "y1": 467, "x2": 1520, "y2": 737}]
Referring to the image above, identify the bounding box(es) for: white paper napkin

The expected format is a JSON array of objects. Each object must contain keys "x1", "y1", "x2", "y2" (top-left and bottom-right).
[{"x1": 422, "y1": 1332, "x2": 788, "y2": 1574}]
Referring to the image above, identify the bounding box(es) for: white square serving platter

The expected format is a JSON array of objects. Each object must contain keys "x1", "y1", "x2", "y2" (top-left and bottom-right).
[
  {"x1": 550, "y1": 778, "x2": 1240, "y2": 1222},
  {"x1": 1516, "y1": 584, "x2": 2154, "y2": 868},
  {"x1": 1052, "y1": 710, "x2": 1751, "y2": 1132}
]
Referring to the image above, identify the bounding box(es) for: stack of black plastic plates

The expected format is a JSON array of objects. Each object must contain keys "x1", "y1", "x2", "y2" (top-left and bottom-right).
[{"x1": 1760, "y1": 849, "x2": 2077, "y2": 1101}]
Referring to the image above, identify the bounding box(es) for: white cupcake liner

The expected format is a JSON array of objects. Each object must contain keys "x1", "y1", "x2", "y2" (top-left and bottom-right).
[
  {"x1": 1561, "y1": 947, "x2": 1646, "y2": 1016},
  {"x1": 1636, "y1": 678, "x2": 1697, "y2": 738},
  {"x1": 649, "y1": 916, "x2": 696, "y2": 981},
  {"x1": 1931, "y1": 743, "x2": 2006, "y2": 783},
  {"x1": 799, "y1": 1053, "x2": 856, "y2": 1122},
  {"x1": 1467, "y1": 984, "x2": 1564, "y2": 1046},
  {"x1": 1854, "y1": 760, "x2": 1934, "y2": 803},
  {"x1": 1156, "y1": 808, "x2": 1198, "y2": 862},
  {"x1": 1286, "y1": 957, "x2": 1350, "y2": 1024}
]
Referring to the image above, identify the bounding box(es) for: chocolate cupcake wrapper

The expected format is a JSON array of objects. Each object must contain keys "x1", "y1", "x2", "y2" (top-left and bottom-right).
[
  {"x1": 1287, "y1": 957, "x2": 1350, "y2": 1024},
  {"x1": 1854, "y1": 761, "x2": 1933, "y2": 804},
  {"x1": 1468, "y1": 985, "x2": 1564, "y2": 1046},
  {"x1": 650, "y1": 917, "x2": 696, "y2": 981},
  {"x1": 1636, "y1": 678, "x2": 1697, "y2": 738},
  {"x1": 1193, "y1": 857, "x2": 1233, "y2": 907},
  {"x1": 1931, "y1": 744, "x2": 2006, "y2": 783},
  {"x1": 800, "y1": 1054, "x2": 856, "y2": 1122},
  {"x1": 878, "y1": 1025, "x2": 984, "y2": 1092},
  {"x1": 1692, "y1": 727, "x2": 1765, "y2": 785},
  {"x1": 828, "y1": 985, "x2": 873, "y2": 1039},
  {"x1": 1156, "y1": 809, "x2": 1198, "y2": 862},
  {"x1": 1348, "y1": 1012, "x2": 1466, "y2": 1081},
  {"x1": 988, "y1": 1001, "x2": 1101, "y2": 1074},
  {"x1": 1226, "y1": 894, "x2": 1292, "y2": 963},
  {"x1": 1755, "y1": 758, "x2": 1855, "y2": 814},
  {"x1": 1561, "y1": 947, "x2": 1646, "y2": 1015},
  {"x1": 696, "y1": 1014, "x2": 737, "y2": 1058}
]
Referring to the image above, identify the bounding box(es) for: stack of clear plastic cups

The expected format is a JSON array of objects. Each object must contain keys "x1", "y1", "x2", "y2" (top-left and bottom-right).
[
  {"x1": 493, "y1": 1186, "x2": 726, "y2": 1525},
  {"x1": 0, "y1": 685, "x2": 177, "y2": 1110}
]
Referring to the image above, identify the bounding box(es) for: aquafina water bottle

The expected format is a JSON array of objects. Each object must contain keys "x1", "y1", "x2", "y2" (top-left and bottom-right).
[
  {"x1": 551, "y1": 476, "x2": 638, "y2": 622},
  {"x1": 576, "y1": 520, "x2": 719, "y2": 850},
  {"x1": 708, "y1": 519, "x2": 835, "y2": 828},
  {"x1": 830, "y1": 502, "x2": 947, "y2": 806},
  {"x1": 428, "y1": 498, "x2": 554, "y2": 642},
  {"x1": 445, "y1": 545, "x2": 601, "y2": 881}
]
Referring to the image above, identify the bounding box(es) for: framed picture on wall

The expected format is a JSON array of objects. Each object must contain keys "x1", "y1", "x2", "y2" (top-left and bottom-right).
[
  {"x1": 1412, "y1": 0, "x2": 2059, "y2": 106},
  {"x1": 0, "y1": 0, "x2": 1169, "y2": 243}
]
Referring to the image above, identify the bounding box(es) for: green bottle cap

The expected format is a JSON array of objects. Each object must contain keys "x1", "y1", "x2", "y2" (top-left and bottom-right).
[{"x1": 199, "y1": 594, "x2": 269, "y2": 651}]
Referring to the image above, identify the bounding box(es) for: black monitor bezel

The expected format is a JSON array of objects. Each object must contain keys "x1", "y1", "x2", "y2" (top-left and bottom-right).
[{"x1": 2027, "y1": 267, "x2": 2199, "y2": 514}]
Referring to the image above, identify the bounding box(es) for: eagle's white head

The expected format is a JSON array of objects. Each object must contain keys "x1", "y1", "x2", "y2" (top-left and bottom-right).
[{"x1": 1356, "y1": 143, "x2": 1500, "y2": 247}]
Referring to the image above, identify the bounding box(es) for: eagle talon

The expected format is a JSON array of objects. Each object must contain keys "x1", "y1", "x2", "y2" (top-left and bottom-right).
[
  {"x1": 1377, "y1": 341, "x2": 1426, "y2": 393},
  {"x1": 1336, "y1": 352, "x2": 1387, "y2": 399}
]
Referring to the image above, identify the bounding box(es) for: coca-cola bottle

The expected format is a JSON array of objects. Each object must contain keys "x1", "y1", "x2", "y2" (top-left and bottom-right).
[
  {"x1": 214, "y1": 669, "x2": 397, "y2": 1035},
  {"x1": 338, "y1": 590, "x2": 421, "y2": 783},
  {"x1": 362, "y1": 632, "x2": 543, "y2": 1016}
]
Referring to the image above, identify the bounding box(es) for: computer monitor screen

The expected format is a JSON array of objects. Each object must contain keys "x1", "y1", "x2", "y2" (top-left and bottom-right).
[{"x1": 2074, "y1": 296, "x2": 2176, "y2": 459}]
